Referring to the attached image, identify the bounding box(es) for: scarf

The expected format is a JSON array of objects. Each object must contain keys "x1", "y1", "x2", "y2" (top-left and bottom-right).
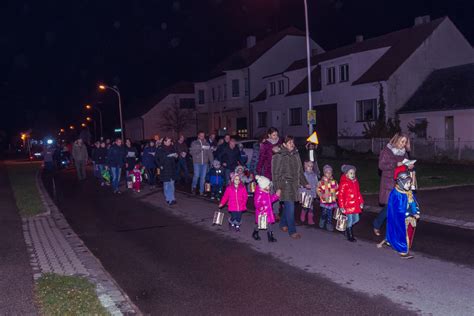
[
  {"x1": 387, "y1": 143, "x2": 406, "y2": 156},
  {"x1": 267, "y1": 137, "x2": 279, "y2": 145}
]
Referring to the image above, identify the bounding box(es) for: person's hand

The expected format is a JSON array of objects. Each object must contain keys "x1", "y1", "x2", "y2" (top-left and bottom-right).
[
  {"x1": 397, "y1": 162, "x2": 403, "y2": 167},
  {"x1": 222, "y1": 162, "x2": 227, "y2": 167},
  {"x1": 276, "y1": 189, "x2": 281, "y2": 197},
  {"x1": 360, "y1": 203, "x2": 364, "y2": 209},
  {"x1": 408, "y1": 164, "x2": 415, "y2": 170},
  {"x1": 218, "y1": 205, "x2": 223, "y2": 209},
  {"x1": 414, "y1": 213, "x2": 420, "y2": 220},
  {"x1": 125, "y1": 163, "x2": 128, "y2": 168}
]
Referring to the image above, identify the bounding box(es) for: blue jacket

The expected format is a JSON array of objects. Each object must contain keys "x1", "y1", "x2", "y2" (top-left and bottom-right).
[
  {"x1": 142, "y1": 146, "x2": 157, "y2": 168},
  {"x1": 107, "y1": 144, "x2": 126, "y2": 168},
  {"x1": 206, "y1": 167, "x2": 224, "y2": 186}
]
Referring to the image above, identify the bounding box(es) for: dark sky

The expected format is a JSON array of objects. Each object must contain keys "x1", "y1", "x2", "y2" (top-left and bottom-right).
[{"x1": 1, "y1": 0, "x2": 473, "y2": 140}]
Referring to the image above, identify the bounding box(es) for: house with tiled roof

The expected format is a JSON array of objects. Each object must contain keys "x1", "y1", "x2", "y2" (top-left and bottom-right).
[
  {"x1": 193, "y1": 27, "x2": 324, "y2": 137},
  {"x1": 251, "y1": 16, "x2": 474, "y2": 144},
  {"x1": 124, "y1": 81, "x2": 196, "y2": 141}
]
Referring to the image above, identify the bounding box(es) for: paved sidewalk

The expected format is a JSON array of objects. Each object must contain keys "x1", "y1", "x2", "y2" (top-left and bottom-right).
[
  {"x1": 34, "y1": 172, "x2": 139, "y2": 315},
  {"x1": 137, "y1": 190, "x2": 474, "y2": 316},
  {"x1": 0, "y1": 163, "x2": 37, "y2": 315}
]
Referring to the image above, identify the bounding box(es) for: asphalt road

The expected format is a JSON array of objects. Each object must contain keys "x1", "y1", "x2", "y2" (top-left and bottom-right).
[{"x1": 43, "y1": 170, "x2": 413, "y2": 315}]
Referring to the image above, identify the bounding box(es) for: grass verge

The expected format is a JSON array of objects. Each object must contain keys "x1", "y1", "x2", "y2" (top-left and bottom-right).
[
  {"x1": 36, "y1": 273, "x2": 108, "y2": 315},
  {"x1": 319, "y1": 158, "x2": 474, "y2": 194},
  {"x1": 6, "y1": 161, "x2": 44, "y2": 217}
]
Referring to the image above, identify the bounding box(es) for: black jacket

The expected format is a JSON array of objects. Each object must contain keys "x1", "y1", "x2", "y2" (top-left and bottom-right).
[
  {"x1": 125, "y1": 145, "x2": 139, "y2": 171},
  {"x1": 94, "y1": 147, "x2": 108, "y2": 164},
  {"x1": 156, "y1": 145, "x2": 178, "y2": 182},
  {"x1": 107, "y1": 144, "x2": 126, "y2": 168},
  {"x1": 218, "y1": 146, "x2": 242, "y2": 171}
]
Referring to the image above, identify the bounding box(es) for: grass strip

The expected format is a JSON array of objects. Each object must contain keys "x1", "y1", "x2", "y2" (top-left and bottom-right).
[
  {"x1": 36, "y1": 273, "x2": 108, "y2": 316},
  {"x1": 6, "y1": 161, "x2": 44, "y2": 217}
]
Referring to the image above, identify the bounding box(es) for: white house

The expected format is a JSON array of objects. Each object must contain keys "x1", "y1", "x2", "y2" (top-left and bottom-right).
[
  {"x1": 194, "y1": 27, "x2": 324, "y2": 138},
  {"x1": 124, "y1": 81, "x2": 196, "y2": 141},
  {"x1": 398, "y1": 63, "x2": 474, "y2": 143},
  {"x1": 251, "y1": 16, "x2": 474, "y2": 145}
]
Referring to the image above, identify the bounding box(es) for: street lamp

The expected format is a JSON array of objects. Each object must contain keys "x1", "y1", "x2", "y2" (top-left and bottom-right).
[
  {"x1": 303, "y1": 0, "x2": 313, "y2": 135},
  {"x1": 85, "y1": 104, "x2": 103, "y2": 139},
  {"x1": 81, "y1": 123, "x2": 87, "y2": 128},
  {"x1": 98, "y1": 84, "x2": 124, "y2": 140},
  {"x1": 69, "y1": 125, "x2": 75, "y2": 130}
]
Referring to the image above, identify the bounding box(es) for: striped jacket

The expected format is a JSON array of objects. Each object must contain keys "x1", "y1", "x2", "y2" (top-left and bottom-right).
[{"x1": 317, "y1": 176, "x2": 339, "y2": 204}]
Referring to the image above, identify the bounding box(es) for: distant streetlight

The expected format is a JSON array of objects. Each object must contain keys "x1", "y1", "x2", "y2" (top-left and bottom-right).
[
  {"x1": 98, "y1": 84, "x2": 124, "y2": 140},
  {"x1": 85, "y1": 104, "x2": 103, "y2": 139},
  {"x1": 69, "y1": 125, "x2": 75, "y2": 130},
  {"x1": 60, "y1": 128, "x2": 65, "y2": 133},
  {"x1": 86, "y1": 117, "x2": 92, "y2": 121},
  {"x1": 81, "y1": 123, "x2": 87, "y2": 128}
]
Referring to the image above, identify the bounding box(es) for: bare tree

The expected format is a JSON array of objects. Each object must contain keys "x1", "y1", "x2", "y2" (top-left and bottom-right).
[{"x1": 158, "y1": 99, "x2": 194, "y2": 138}]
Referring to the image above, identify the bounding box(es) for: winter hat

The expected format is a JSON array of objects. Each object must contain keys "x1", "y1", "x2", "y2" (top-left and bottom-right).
[
  {"x1": 323, "y1": 164, "x2": 333, "y2": 173},
  {"x1": 230, "y1": 172, "x2": 240, "y2": 182},
  {"x1": 255, "y1": 175, "x2": 271, "y2": 189},
  {"x1": 341, "y1": 164, "x2": 356, "y2": 174},
  {"x1": 212, "y1": 160, "x2": 221, "y2": 168},
  {"x1": 235, "y1": 165, "x2": 245, "y2": 174}
]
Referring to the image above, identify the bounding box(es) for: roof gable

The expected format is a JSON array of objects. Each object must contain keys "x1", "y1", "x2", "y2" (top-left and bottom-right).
[{"x1": 398, "y1": 63, "x2": 474, "y2": 114}]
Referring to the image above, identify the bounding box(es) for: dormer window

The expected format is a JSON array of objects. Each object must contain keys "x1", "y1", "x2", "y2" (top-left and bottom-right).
[
  {"x1": 327, "y1": 67, "x2": 336, "y2": 85},
  {"x1": 269, "y1": 82, "x2": 276, "y2": 96},
  {"x1": 340, "y1": 64, "x2": 349, "y2": 82},
  {"x1": 278, "y1": 80, "x2": 285, "y2": 94}
]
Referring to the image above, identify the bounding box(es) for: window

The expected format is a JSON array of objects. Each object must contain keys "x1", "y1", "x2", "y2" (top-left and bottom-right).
[
  {"x1": 244, "y1": 78, "x2": 249, "y2": 96},
  {"x1": 179, "y1": 98, "x2": 195, "y2": 109},
  {"x1": 232, "y1": 79, "x2": 240, "y2": 97},
  {"x1": 356, "y1": 99, "x2": 377, "y2": 122},
  {"x1": 223, "y1": 84, "x2": 227, "y2": 100},
  {"x1": 327, "y1": 67, "x2": 336, "y2": 84},
  {"x1": 289, "y1": 108, "x2": 302, "y2": 126},
  {"x1": 212, "y1": 88, "x2": 216, "y2": 102},
  {"x1": 269, "y1": 82, "x2": 276, "y2": 96},
  {"x1": 198, "y1": 90, "x2": 205, "y2": 104},
  {"x1": 218, "y1": 86, "x2": 222, "y2": 101},
  {"x1": 278, "y1": 80, "x2": 285, "y2": 94},
  {"x1": 257, "y1": 112, "x2": 268, "y2": 128},
  {"x1": 409, "y1": 118, "x2": 428, "y2": 139},
  {"x1": 340, "y1": 64, "x2": 349, "y2": 82}
]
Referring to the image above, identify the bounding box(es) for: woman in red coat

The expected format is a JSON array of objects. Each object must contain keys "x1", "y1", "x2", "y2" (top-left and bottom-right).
[
  {"x1": 338, "y1": 165, "x2": 364, "y2": 242},
  {"x1": 256, "y1": 127, "x2": 282, "y2": 180}
]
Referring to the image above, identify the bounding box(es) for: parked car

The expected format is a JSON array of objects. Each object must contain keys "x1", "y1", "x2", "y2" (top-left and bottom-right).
[{"x1": 236, "y1": 139, "x2": 258, "y2": 160}]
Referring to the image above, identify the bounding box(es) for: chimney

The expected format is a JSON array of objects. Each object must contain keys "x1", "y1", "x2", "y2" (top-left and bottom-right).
[
  {"x1": 246, "y1": 36, "x2": 256, "y2": 48},
  {"x1": 355, "y1": 35, "x2": 364, "y2": 43},
  {"x1": 414, "y1": 15, "x2": 431, "y2": 26}
]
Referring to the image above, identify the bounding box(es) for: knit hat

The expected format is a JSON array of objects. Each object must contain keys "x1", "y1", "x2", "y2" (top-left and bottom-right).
[
  {"x1": 212, "y1": 160, "x2": 221, "y2": 168},
  {"x1": 235, "y1": 165, "x2": 245, "y2": 174},
  {"x1": 255, "y1": 175, "x2": 271, "y2": 189},
  {"x1": 323, "y1": 164, "x2": 333, "y2": 173},
  {"x1": 230, "y1": 172, "x2": 239, "y2": 182},
  {"x1": 341, "y1": 164, "x2": 356, "y2": 174}
]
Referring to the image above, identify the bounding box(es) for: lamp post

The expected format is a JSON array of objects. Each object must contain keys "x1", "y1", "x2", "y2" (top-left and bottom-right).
[
  {"x1": 85, "y1": 104, "x2": 103, "y2": 139},
  {"x1": 303, "y1": 0, "x2": 313, "y2": 135},
  {"x1": 99, "y1": 84, "x2": 124, "y2": 141},
  {"x1": 86, "y1": 116, "x2": 97, "y2": 140}
]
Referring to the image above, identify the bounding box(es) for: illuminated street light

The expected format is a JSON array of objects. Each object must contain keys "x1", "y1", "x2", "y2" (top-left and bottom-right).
[
  {"x1": 85, "y1": 104, "x2": 103, "y2": 138},
  {"x1": 98, "y1": 84, "x2": 124, "y2": 140},
  {"x1": 60, "y1": 128, "x2": 65, "y2": 133},
  {"x1": 81, "y1": 123, "x2": 87, "y2": 128},
  {"x1": 86, "y1": 117, "x2": 92, "y2": 121},
  {"x1": 70, "y1": 125, "x2": 75, "y2": 130}
]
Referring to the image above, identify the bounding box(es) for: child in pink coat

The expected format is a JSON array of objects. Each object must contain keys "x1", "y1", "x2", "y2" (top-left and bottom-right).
[
  {"x1": 219, "y1": 173, "x2": 248, "y2": 232},
  {"x1": 131, "y1": 164, "x2": 143, "y2": 193},
  {"x1": 252, "y1": 175, "x2": 280, "y2": 242}
]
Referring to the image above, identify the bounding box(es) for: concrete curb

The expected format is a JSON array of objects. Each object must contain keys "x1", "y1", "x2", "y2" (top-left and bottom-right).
[{"x1": 32, "y1": 171, "x2": 141, "y2": 315}]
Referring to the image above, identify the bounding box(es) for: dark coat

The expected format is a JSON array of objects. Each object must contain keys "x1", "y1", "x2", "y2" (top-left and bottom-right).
[
  {"x1": 378, "y1": 146, "x2": 408, "y2": 205},
  {"x1": 156, "y1": 145, "x2": 178, "y2": 182},
  {"x1": 256, "y1": 138, "x2": 282, "y2": 180},
  {"x1": 142, "y1": 146, "x2": 157, "y2": 169},
  {"x1": 125, "y1": 145, "x2": 139, "y2": 171},
  {"x1": 271, "y1": 146, "x2": 308, "y2": 201},
  {"x1": 95, "y1": 147, "x2": 108, "y2": 164},
  {"x1": 218, "y1": 146, "x2": 242, "y2": 171},
  {"x1": 107, "y1": 144, "x2": 126, "y2": 168}
]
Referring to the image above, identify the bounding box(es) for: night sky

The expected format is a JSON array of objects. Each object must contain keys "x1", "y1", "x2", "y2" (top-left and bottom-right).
[{"x1": 1, "y1": 0, "x2": 473, "y2": 142}]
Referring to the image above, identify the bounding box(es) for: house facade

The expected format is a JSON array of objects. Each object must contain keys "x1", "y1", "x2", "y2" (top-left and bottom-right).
[
  {"x1": 251, "y1": 16, "x2": 474, "y2": 144},
  {"x1": 124, "y1": 82, "x2": 196, "y2": 141},
  {"x1": 194, "y1": 27, "x2": 323, "y2": 138}
]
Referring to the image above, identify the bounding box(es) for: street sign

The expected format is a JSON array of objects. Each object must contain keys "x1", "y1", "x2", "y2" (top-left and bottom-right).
[
  {"x1": 307, "y1": 110, "x2": 316, "y2": 125},
  {"x1": 114, "y1": 128, "x2": 122, "y2": 133}
]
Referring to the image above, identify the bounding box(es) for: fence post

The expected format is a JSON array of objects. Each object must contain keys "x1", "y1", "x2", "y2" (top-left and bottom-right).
[
  {"x1": 458, "y1": 138, "x2": 462, "y2": 160},
  {"x1": 371, "y1": 138, "x2": 374, "y2": 153}
]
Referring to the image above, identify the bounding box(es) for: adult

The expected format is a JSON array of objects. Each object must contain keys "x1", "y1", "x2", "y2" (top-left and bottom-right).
[
  {"x1": 218, "y1": 138, "x2": 242, "y2": 184},
  {"x1": 72, "y1": 138, "x2": 88, "y2": 180},
  {"x1": 215, "y1": 134, "x2": 231, "y2": 159},
  {"x1": 190, "y1": 131, "x2": 213, "y2": 195},
  {"x1": 373, "y1": 133, "x2": 412, "y2": 236},
  {"x1": 272, "y1": 136, "x2": 308, "y2": 239},
  {"x1": 157, "y1": 137, "x2": 178, "y2": 205},
  {"x1": 208, "y1": 132, "x2": 217, "y2": 148},
  {"x1": 142, "y1": 141, "x2": 158, "y2": 188},
  {"x1": 256, "y1": 127, "x2": 282, "y2": 179},
  {"x1": 95, "y1": 142, "x2": 108, "y2": 186},
  {"x1": 124, "y1": 139, "x2": 138, "y2": 174},
  {"x1": 42, "y1": 145, "x2": 55, "y2": 172},
  {"x1": 91, "y1": 141, "x2": 101, "y2": 180},
  {"x1": 175, "y1": 135, "x2": 190, "y2": 183},
  {"x1": 107, "y1": 138, "x2": 126, "y2": 194}
]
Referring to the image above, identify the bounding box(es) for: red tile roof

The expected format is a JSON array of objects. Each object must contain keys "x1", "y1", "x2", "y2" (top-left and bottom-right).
[
  {"x1": 285, "y1": 17, "x2": 445, "y2": 86},
  {"x1": 207, "y1": 27, "x2": 306, "y2": 79}
]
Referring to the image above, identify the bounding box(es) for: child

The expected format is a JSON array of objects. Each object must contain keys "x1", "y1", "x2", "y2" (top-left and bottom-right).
[
  {"x1": 207, "y1": 160, "x2": 224, "y2": 200},
  {"x1": 131, "y1": 164, "x2": 143, "y2": 193},
  {"x1": 235, "y1": 165, "x2": 254, "y2": 194},
  {"x1": 337, "y1": 165, "x2": 364, "y2": 242},
  {"x1": 219, "y1": 173, "x2": 248, "y2": 232},
  {"x1": 317, "y1": 165, "x2": 339, "y2": 231},
  {"x1": 305, "y1": 142, "x2": 321, "y2": 178},
  {"x1": 252, "y1": 175, "x2": 281, "y2": 242},
  {"x1": 300, "y1": 161, "x2": 318, "y2": 225}
]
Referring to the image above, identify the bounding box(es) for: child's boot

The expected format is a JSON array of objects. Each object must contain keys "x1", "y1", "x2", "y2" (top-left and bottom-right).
[
  {"x1": 300, "y1": 209, "x2": 307, "y2": 223},
  {"x1": 308, "y1": 211, "x2": 315, "y2": 225},
  {"x1": 346, "y1": 227, "x2": 356, "y2": 242},
  {"x1": 267, "y1": 231, "x2": 277, "y2": 242},
  {"x1": 252, "y1": 229, "x2": 261, "y2": 240},
  {"x1": 319, "y1": 215, "x2": 326, "y2": 229},
  {"x1": 326, "y1": 210, "x2": 334, "y2": 231}
]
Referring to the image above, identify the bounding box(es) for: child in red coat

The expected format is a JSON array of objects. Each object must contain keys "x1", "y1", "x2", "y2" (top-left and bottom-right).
[
  {"x1": 337, "y1": 165, "x2": 364, "y2": 242},
  {"x1": 219, "y1": 173, "x2": 248, "y2": 232},
  {"x1": 131, "y1": 164, "x2": 143, "y2": 193}
]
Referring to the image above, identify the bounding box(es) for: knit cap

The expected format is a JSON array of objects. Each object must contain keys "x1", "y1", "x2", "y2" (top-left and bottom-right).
[
  {"x1": 255, "y1": 175, "x2": 271, "y2": 190},
  {"x1": 323, "y1": 164, "x2": 333, "y2": 173},
  {"x1": 341, "y1": 164, "x2": 356, "y2": 174}
]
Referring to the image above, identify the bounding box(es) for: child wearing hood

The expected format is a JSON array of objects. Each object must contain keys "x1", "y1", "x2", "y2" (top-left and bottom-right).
[
  {"x1": 300, "y1": 161, "x2": 318, "y2": 225},
  {"x1": 252, "y1": 175, "x2": 281, "y2": 242},
  {"x1": 337, "y1": 164, "x2": 364, "y2": 242},
  {"x1": 219, "y1": 173, "x2": 248, "y2": 232},
  {"x1": 207, "y1": 160, "x2": 224, "y2": 200},
  {"x1": 317, "y1": 164, "x2": 338, "y2": 231}
]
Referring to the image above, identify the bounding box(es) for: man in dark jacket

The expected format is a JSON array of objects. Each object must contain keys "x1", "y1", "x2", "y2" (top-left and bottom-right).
[
  {"x1": 174, "y1": 135, "x2": 189, "y2": 183},
  {"x1": 107, "y1": 138, "x2": 126, "y2": 194},
  {"x1": 218, "y1": 138, "x2": 242, "y2": 185}
]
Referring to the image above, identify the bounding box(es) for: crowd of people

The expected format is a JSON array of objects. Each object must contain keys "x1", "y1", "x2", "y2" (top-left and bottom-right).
[{"x1": 54, "y1": 128, "x2": 419, "y2": 259}]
